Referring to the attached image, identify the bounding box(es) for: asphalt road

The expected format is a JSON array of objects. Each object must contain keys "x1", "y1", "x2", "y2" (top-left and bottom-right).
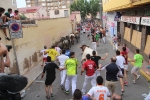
[{"x1": 23, "y1": 34, "x2": 150, "y2": 100}]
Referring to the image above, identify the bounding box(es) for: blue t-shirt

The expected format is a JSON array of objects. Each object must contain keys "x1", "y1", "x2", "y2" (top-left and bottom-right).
[
  {"x1": 65, "y1": 50, "x2": 70, "y2": 57},
  {"x1": 82, "y1": 95, "x2": 91, "y2": 100}
]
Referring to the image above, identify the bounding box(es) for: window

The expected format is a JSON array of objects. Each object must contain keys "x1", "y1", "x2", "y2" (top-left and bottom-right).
[
  {"x1": 12, "y1": 0, "x2": 15, "y2": 6},
  {"x1": 42, "y1": 3, "x2": 46, "y2": 6},
  {"x1": 27, "y1": 5, "x2": 31, "y2": 7},
  {"x1": 42, "y1": 0, "x2": 45, "y2": 1},
  {"x1": 135, "y1": 25, "x2": 142, "y2": 32},
  {"x1": 54, "y1": 10, "x2": 59, "y2": 15}
]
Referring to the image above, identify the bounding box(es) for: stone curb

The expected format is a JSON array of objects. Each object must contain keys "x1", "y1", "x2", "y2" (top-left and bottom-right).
[
  {"x1": 24, "y1": 71, "x2": 43, "y2": 90},
  {"x1": 109, "y1": 41, "x2": 150, "y2": 82}
]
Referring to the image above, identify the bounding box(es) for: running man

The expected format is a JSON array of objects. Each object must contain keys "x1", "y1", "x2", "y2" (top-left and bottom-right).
[
  {"x1": 116, "y1": 50, "x2": 125, "y2": 95},
  {"x1": 64, "y1": 52, "x2": 80, "y2": 95},
  {"x1": 113, "y1": 35, "x2": 118, "y2": 51},
  {"x1": 121, "y1": 47, "x2": 128, "y2": 85},
  {"x1": 86, "y1": 76, "x2": 111, "y2": 100},
  {"x1": 100, "y1": 57, "x2": 123, "y2": 94},
  {"x1": 129, "y1": 49, "x2": 143, "y2": 84},
  {"x1": 44, "y1": 46, "x2": 59, "y2": 62},
  {"x1": 91, "y1": 51, "x2": 108, "y2": 76},
  {"x1": 41, "y1": 56, "x2": 62, "y2": 99},
  {"x1": 81, "y1": 54, "x2": 97, "y2": 95},
  {"x1": 56, "y1": 50, "x2": 69, "y2": 89},
  {"x1": 40, "y1": 46, "x2": 48, "y2": 66}
]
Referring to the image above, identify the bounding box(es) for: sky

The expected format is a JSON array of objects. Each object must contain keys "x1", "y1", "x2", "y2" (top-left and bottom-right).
[{"x1": 16, "y1": 0, "x2": 26, "y2": 8}]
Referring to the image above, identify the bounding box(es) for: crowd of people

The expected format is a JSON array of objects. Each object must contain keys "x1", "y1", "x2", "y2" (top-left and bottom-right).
[
  {"x1": 37, "y1": 21, "x2": 149, "y2": 100},
  {"x1": 0, "y1": 7, "x2": 20, "y2": 41}
]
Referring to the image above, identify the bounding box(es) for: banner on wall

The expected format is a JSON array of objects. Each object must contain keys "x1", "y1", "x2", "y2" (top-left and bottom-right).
[
  {"x1": 141, "y1": 17, "x2": 150, "y2": 26},
  {"x1": 121, "y1": 16, "x2": 140, "y2": 25}
]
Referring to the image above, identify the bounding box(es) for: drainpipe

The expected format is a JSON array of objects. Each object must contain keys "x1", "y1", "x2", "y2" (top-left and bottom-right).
[{"x1": 12, "y1": 39, "x2": 20, "y2": 75}]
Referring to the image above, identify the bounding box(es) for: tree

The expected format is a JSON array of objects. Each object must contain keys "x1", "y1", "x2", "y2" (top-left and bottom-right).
[
  {"x1": 70, "y1": 0, "x2": 100, "y2": 19},
  {"x1": 89, "y1": 0, "x2": 100, "y2": 18},
  {"x1": 20, "y1": 13, "x2": 27, "y2": 20}
]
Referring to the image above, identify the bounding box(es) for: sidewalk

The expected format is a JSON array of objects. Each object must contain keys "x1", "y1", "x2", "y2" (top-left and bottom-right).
[
  {"x1": 23, "y1": 61, "x2": 43, "y2": 89},
  {"x1": 106, "y1": 34, "x2": 150, "y2": 82}
]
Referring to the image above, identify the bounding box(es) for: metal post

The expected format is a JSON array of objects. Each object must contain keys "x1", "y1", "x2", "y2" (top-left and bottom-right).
[
  {"x1": 12, "y1": 39, "x2": 20, "y2": 75},
  {"x1": 99, "y1": 0, "x2": 103, "y2": 27}
]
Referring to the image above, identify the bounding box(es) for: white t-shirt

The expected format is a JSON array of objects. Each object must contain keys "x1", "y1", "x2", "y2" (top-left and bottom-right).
[
  {"x1": 55, "y1": 47, "x2": 61, "y2": 55},
  {"x1": 57, "y1": 54, "x2": 69, "y2": 68},
  {"x1": 40, "y1": 49, "x2": 48, "y2": 58},
  {"x1": 87, "y1": 86, "x2": 111, "y2": 100},
  {"x1": 116, "y1": 55, "x2": 125, "y2": 69}
]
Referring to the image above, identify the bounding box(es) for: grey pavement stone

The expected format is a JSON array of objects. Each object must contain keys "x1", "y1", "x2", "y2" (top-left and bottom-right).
[{"x1": 23, "y1": 34, "x2": 149, "y2": 100}]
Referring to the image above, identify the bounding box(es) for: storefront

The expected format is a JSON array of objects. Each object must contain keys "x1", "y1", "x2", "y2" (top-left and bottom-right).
[{"x1": 119, "y1": 8, "x2": 150, "y2": 61}]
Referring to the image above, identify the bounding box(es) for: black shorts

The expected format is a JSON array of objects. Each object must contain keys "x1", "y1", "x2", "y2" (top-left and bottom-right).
[
  {"x1": 45, "y1": 77, "x2": 56, "y2": 86},
  {"x1": 121, "y1": 68, "x2": 124, "y2": 75}
]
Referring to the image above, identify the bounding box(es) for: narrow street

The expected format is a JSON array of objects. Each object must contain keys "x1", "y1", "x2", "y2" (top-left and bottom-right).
[{"x1": 23, "y1": 34, "x2": 150, "y2": 100}]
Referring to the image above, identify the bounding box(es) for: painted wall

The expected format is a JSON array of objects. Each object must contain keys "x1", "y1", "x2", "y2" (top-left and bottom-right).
[
  {"x1": 102, "y1": 0, "x2": 131, "y2": 11},
  {"x1": 0, "y1": 0, "x2": 17, "y2": 11},
  {"x1": 0, "y1": 18, "x2": 72, "y2": 75}
]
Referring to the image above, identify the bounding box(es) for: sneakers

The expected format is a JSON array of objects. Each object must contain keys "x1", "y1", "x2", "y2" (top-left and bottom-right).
[
  {"x1": 137, "y1": 75, "x2": 140, "y2": 80},
  {"x1": 121, "y1": 89, "x2": 124, "y2": 96},
  {"x1": 6, "y1": 37, "x2": 10, "y2": 41},
  {"x1": 60, "y1": 85, "x2": 64, "y2": 90},
  {"x1": 124, "y1": 82, "x2": 128, "y2": 86},
  {"x1": 133, "y1": 80, "x2": 136, "y2": 84},
  {"x1": 50, "y1": 94, "x2": 54, "y2": 97},
  {"x1": 64, "y1": 90, "x2": 69, "y2": 94}
]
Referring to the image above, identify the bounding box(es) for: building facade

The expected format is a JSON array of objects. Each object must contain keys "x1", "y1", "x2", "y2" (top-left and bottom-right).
[
  {"x1": 25, "y1": 0, "x2": 74, "y2": 11},
  {"x1": 19, "y1": 6, "x2": 48, "y2": 19},
  {"x1": 103, "y1": 0, "x2": 150, "y2": 62},
  {"x1": 0, "y1": 0, "x2": 17, "y2": 11}
]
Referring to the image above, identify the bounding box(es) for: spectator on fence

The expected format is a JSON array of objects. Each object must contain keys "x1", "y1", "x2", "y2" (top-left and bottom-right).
[
  {"x1": 5, "y1": 8, "x2": 12, "y2": 23},
  {"x1": 14, "y1": 10, "x2": 20, "y2": 20},
  {"x1": 0, "y1": 7, "x2": 10, "y2": 41}
]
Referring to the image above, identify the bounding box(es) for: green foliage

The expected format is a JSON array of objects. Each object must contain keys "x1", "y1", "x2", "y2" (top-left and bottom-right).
[
  {"x1": 20, "y1": 14, "x2": 27, "y2": 20},
  {"x1": 70, "y1": 0, "x2": 100, "y2": 19}
]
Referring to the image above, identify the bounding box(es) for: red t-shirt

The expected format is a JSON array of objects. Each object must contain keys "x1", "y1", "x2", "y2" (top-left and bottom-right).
[
  {"x1": 121, "y1": 51, "x2": 128, "y2": 64},
  {"x1": 82, "y1": 60, "x2": 97, "y2": 76}
]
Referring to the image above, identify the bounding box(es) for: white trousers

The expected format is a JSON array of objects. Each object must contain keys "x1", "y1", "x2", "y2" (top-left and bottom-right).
[
  {"x1": 60, "y1": 70, "x2": 66, "y2": 85},
  {"x1": 103, "y1": 37, "x2": 106, "y2": 43},
  {"x1": 113, "y1": 42, "x2": 118, "y2": 50},
  {"x1": 91, "y1": 42, "x2": 96, "y2": 50},
  {"x1": 82, "y1": 74, "x2": 96, "y2": 94},
  {"x1": 65, "y1": 75, "x2": 77, "y2": 95},
  {"x1": 95, "y1": 70, "x2": 100, "y2": 76}
]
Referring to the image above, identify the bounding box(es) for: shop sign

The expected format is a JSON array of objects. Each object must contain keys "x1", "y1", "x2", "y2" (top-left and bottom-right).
[
  {"x1": 141, "y1": 17, "x2": 150, "y2": 26},
  {"x1": 121, "y1": 16, "x2": 140, "y2": 24}
]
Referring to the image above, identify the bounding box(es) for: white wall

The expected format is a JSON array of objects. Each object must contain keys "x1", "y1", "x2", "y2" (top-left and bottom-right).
[
  {"x1": 50, "y1": 9, "x2": 70, "y2": 18},
  {"x1": 0, "y1": 0, "x2": 17, "y2": 11}
]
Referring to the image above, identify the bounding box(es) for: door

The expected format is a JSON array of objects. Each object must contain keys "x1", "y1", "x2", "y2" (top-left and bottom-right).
[{"x1": 64, "y1": 10, "x2": 69, "y2": 17}]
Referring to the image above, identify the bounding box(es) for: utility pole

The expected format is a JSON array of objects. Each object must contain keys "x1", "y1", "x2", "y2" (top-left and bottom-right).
[{"x1": 99, "y1": 0, "x2": 103, "y2": 27}]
